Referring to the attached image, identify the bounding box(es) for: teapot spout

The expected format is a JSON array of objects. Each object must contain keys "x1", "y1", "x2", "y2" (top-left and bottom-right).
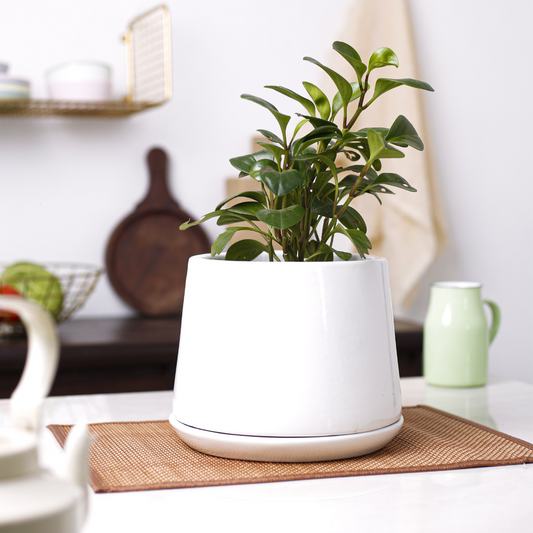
[{"x1": 63, "y1": 422, "x2": 92, "y2": 525}]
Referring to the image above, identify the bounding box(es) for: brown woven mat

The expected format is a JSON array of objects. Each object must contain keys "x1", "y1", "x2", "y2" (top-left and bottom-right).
[{"x1": 48, "y1": 405, "x2": 533, "y2": 493}]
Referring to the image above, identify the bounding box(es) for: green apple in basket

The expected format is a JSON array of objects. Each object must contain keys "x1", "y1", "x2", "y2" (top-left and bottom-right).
[{"x1": 0, "y1": 262, "x2": 64, "y2": 320}]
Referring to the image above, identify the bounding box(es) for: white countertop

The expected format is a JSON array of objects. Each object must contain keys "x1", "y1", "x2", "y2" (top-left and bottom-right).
[{"x1": 2, "y1": 377, "x2": 533, "y2": 533}]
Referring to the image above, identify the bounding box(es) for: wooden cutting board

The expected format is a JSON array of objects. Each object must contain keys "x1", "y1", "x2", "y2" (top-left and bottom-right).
[{"x1": 105, "y1": 148, "x2": 210, "y2": 316}]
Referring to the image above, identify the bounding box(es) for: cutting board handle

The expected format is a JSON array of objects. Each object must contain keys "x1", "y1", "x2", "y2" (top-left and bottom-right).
[{"x1": 136, "y1": 148, "x2": 178, "y2": 212}]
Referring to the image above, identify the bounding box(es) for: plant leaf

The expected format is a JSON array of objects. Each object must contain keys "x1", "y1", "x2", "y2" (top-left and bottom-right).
[
  {"x1": 257, "y1": 205, "x2": 305, "y2": 229},
  {"x1": 292, "y1": 125, "x2": 339, "y2": 154},
  {"x1": 385, "y1": 115, "x2": 424, "y2": 151},
  {"x1": 265, "y1": 85, "x2": 316, "y2": 117},
  {"x1": 368, "y1": 172, "x2": 417, "y2": 192},
  {"x1": 216, "y1": 214, "x2": 253, "y2": 226},
  {"x1": 216, "y1": 191, "x2": 267, "y2": 210},
  {"x1": 249, "y1": 159, "x2": 276, "y2": 180},
  {"x1": 296, "y1": 113, "x2": 339, "y2": 130},
  {"x1": 332, "y1": 41, "x2": 367, "y2": 84},
  {"x1": 334, "y1": 226, "x2": 372, "y2": 258},
  {"x1": 257, "y1": 129, "x2": 284, "y2": 145},
  {"x1": 230, "y1": 149, "x2": 274, "y2": 174},
  {"x1": 348, "y1": 127, "x2": 389, "y2": 140},
  {"x1": 211, "y1": 227, "x2": 239, "y2": 257},
  {"x1": 255, "y1": 141, "x2": 285, "y2": 165},
  {"x1": 303, "y1": 56, "x2": 353, "y2": 109},
  {"x1": 180, "y1": 210, "x2": 227, "y2": 230},
  {"x1": 331, "y1": 82, "x2": 362, "y2": 120},
  {"x1": 368, "y1": 78, "x2": 434, "y2": 105},
  {"x1": 367, "y1": 47, "x2": 399, "y2": 74},
  {"x1": 367, "y1": 129, "x2": 405, "y2": 162},
  {"x1": 302, "y1": 82, "x2": 331, "y2": 120},
  {"x1": 310, "y1": 196, "x2": 335, "y2": 218},
  {"x1": 241, "y1": 94, "x2": 291, "y2": 141},
  {"x1": 227, "y1": 201, "x2": 264, "y2": 216},
  {"x1": 309, "y1": 243, "x2": 352, "y2": 261},
  {"x1": 312, "y1": 170, "x2": 333, "y2": 195},
  {"x1": 225, "y1": 239, "x2": 270, "y2": 261},
  {"x1": 331, "y1": 248, "x2": 352, "y2": 261},
  {"x1": 260, "y1": 168, "x2": 304, "y2": 196},
  {"x1": 340, "y1": 206, "x2": 367, "y2": 233}
]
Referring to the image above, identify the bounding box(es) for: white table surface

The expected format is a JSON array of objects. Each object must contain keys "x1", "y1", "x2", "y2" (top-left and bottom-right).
[{"x1": 2, "y1": 376, "x2": 533, "y2": 533}]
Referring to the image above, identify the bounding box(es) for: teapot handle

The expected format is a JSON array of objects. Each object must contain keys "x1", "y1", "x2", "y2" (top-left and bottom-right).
[
  {"x1": 483, "y1": 299, "x2": 501, "y2": 345},
  {"x1": 0, "y1": 296, "x2": 59, "y2": 432},
  {"x1": 63, "y1": 422, "x2": 92, "y2": 527}
]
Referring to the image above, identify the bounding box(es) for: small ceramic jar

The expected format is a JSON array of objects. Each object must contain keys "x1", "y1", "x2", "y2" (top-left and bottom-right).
[{"x1": 46, "y1": 61, "x2": 111, "y2": 101}]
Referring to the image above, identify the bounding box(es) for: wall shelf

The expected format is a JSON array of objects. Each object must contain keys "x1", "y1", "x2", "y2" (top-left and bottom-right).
[
  {"x1": 0, "y1": 5, "x2": 171, "y2": 119},
  {"x1": 0, "y1": 99, "x2": 160, "y2": 118}
]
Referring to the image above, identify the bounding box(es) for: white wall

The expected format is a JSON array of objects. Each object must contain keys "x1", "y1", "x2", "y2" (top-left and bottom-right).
[{"x1": 1, "y1": 0, "x2": 531, "y2": 382}]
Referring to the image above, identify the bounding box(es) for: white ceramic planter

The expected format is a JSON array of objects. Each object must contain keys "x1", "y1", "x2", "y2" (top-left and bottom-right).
[{"x1": 171, "y1": 253, "x2": 403, "y2": 462}]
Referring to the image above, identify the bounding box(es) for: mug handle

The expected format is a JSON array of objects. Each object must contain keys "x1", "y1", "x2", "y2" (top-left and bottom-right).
[{"x1": 483, "y1": 299, "x2": 501, "y2": 345}]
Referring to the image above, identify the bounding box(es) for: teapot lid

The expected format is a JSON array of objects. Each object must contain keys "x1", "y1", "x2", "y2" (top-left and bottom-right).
[{"x1": 0, "y1": 427, "x2": 38, "y2": 479}]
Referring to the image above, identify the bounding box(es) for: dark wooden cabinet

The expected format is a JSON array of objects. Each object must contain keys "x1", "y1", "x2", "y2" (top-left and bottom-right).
[{"x1": 0, "y1": 317, "x2": 422, "y2": 398}]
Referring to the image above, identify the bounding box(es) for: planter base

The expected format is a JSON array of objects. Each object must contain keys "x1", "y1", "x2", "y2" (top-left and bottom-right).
[{"x1": 169, "y1": 414, "x2": 404, "y2": 463}]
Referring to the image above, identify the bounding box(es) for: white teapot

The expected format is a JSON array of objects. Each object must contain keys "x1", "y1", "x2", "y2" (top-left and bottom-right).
[{"x1": 0, "y1": 296, "x2": 91, "y2": 533}]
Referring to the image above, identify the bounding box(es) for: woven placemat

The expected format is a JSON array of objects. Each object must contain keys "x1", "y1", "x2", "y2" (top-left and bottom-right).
[{"x1": 48, "y1": 406, "x2": 533, "y2": 493}]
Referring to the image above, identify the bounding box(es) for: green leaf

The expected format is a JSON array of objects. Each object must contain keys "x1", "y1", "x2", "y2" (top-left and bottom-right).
[
  {"x1": 349, "y1": 127, "x2": 389, "y2": 139},
  {"x1": 257, "y1": 205, "x2": 305, "y2": 229},
  {"x1": 225, "y1": 239, "x2": 270, "y2": 261},
  {"x1": 331, "y1": 82, "x2": 363, "y2": 120},
  {"x1": 368, "y1": 78, "x2": 434, "y2": 105},
  {"x1": 311, "y1": 196, "x2": 366, "y2": 233},
  {"x1": 241, "y1": 94, "x2": 291, "y2": 141},
  {"x1": 257, "y1": 129, "x2": 284, "y2": 145},
  {"x1": 340, "y1": 206, "x2": 367, "y2": 233},
  {"x1": 260, "y1": 168, "x2": 304, "y2": 196},
  {"x1": 296, "y1": 113, "x2": 339, "y2": 130},
  {"x1": 292, "y1": 125, "x2": 339, "y2": 154},
  {"x1": 291, "y1": 118, "x2": 310, "y2": 141},
  {"x1": 312, "y1": 170, "x2": 333, "y2": 195},
  {"x1": 367, "y1": 173, "x2": 416, "y2": 192},
  {"x1": 180, "y1": 210, "x2": 227, "y2": 230},
  {"x1": 308, "y1": 243, "x2": 351, "y2": 261},
  {"x1": 302, "y1": 82, "x2": 331, "y2": 120},
  {"x1": 331, "y1": 92, "x2": 343, "y2": 122},
  {"x1": 227, "y1": 201, "x2": 264, "y2": 216},
  {"x1": 216, "y1": 214, "x2": 252, "y2": 226},
  {"x1": 211, "y1": 227, "x2": 239, "y2": 257},
  {"x1": 265, "y1": 85, "x2": 316, "y2": 117},
  {"x1": 303, "y1": 56, "x2": 353, "y2": 110},
  {"x1": 332, "y1": 41, "x2": 367, "y2": 84},
  {"x1": 249, "y1": 159, "x2": 276, "y2": 180},
  {"x1": 331, "y1": 248, "x2": 352, "y2": 261},
  {"x1": 216, "y1": 191, "x2": 266, "y2": 210},
  {"x1": 367, "y1": 47, "x2": 399, "y2": 74},
  {"x1": 255, "y1": 141, "x2": 285, "y2": 166},
  {"x1": 333, "y1": 41, "x2": 362, "y2": 62},
  {"x1": 311, "y1": 196, "x2": 335, "y2": 218},
  {"x1": 230, "y1": 149, "x2": 274, "y2": 174},
  {"x1": 385, "y1": 115, "x2": 424, "y2": 151},
  {"x1": 334, "y1": 226, "x2": 372, "y2": 257},
  {"x1": 367, "y1": 129, "x2": 405, "y2": 163}
]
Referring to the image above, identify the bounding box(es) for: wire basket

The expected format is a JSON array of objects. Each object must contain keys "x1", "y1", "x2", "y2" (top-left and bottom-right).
[{"x1": 0, "y1": 263, "x2": 102, "y2": 337}]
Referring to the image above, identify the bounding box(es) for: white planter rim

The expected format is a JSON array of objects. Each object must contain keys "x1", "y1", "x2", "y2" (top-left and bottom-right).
[{"x1": 191, "y1": 252, "x2": 383, "y2": 266}]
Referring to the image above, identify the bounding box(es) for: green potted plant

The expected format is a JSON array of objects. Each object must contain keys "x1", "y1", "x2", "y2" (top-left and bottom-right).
[{"x1": 170, "y1": 42, "x2": 433, "y2": 462}]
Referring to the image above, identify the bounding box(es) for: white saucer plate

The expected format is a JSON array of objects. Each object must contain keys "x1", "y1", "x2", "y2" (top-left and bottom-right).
[{"x1": 169, "y1": 414, "x2": 404, "y2": 462}]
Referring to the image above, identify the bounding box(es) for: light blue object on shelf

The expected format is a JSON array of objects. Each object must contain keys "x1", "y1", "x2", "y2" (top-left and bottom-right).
[{"x1": 0, "y1": 65, "x2": 30, "y2": 99}]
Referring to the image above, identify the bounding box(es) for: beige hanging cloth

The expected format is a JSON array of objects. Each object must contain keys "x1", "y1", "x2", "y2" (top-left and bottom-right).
[{"x1": 322, "y1": 0, "x2": 448, "y2": 308}]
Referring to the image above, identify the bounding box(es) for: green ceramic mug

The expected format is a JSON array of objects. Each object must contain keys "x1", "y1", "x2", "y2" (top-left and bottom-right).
[{"x1": 423, "y1": 282, "x2": 501, "y2": 387}]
